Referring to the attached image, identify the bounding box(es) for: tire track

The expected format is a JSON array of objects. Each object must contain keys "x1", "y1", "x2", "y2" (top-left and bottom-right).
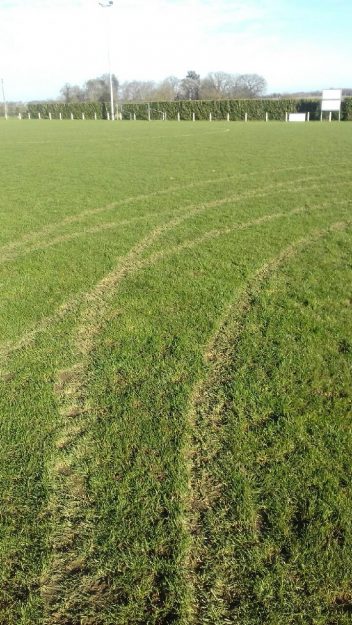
[
  {"x1": 0, "y1": 163, "x2": 347, "y2": 260},
  {"x1": 1, "y1": 175, "x2": 350, "y2": 265},
  {"x1": 181, "y1": 220, "x2": 351, "y2": 624},
  {"x1": 40, "y1": 205, "x2": 226, "y2": 623},
  {"x1": 39, "y1": 199, "x2": 350, "y2": 622},
  {"x1": 0, "y1": 294, "x2": 85, "y2": 366},
  {"x1": 0, "y1": 215, "x2": 147, "y2": 263},
  {"x1": 141, "y1": 199, "x2": 351, "y2": 267},
  {"x1": 2, "y1": 178, "x2": 344, "y2": 369},
  {"x1": 1, "y1": 196, "x2": 350, "y2": 372}
]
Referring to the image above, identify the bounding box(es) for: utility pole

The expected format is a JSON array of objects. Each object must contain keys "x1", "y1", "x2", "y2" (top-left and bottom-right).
[
  {"x1": 99, "y1": 0, "x2": 115, "y2": 120},
  {"x1": 1, "y1": 78, "x2": 8, "y2": 119}
]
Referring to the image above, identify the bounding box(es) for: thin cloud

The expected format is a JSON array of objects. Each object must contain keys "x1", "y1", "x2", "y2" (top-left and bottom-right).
[{"x1": 0, "y1": 0, "x2": 350, "y2": 100}]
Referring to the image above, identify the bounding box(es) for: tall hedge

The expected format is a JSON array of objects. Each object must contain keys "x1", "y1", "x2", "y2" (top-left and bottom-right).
[
  {"x1": 24, "y1": 98, "x2": 352, "y2": 121},
  {"x1": 26, "y1": 102, "x2": 106, "y2": 120},
  {"x1": 342, "y1": 98, "x2": 352, "y2": 121},
  {"x1": 120, "y1": 98, "x2": 346, "y2": 121}
]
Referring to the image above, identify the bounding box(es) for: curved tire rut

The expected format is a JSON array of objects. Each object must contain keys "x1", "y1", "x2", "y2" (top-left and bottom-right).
[
  {"x1": 181, "y1": 220, "x2": 351, "y2": 624},
  {"x1": 2, "y1": 195, "x2": 349, "y2": 370},
  {"x1": 40, "y1": 207, "x2": 350, "y2": 622},
  {"x1": 0, "y1": 171, "x2": 348, "y2": 264}
]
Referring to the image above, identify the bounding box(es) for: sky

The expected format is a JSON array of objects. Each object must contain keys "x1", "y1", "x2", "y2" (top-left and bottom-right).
[{"x1": 0, "y1": 0, "x2": 351, "y2": 101}]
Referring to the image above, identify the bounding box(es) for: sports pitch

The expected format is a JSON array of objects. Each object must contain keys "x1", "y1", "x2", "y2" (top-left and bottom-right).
[{"x1": 0, "y1": 120, "x2": 351, "y2": 624}]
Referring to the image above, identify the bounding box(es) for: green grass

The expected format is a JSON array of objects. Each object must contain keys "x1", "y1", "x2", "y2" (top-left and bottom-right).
[{"x1": 0, "y1": 119, "x2": 351, "y2": 625}]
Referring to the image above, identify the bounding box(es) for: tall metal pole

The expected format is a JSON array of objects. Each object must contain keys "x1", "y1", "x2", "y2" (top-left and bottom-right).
[
  {"x1": 1, "y1": 78, "x2": 8, "y2": 120},
  {"x1": 99, "y1": 1, "x2": 115, "y2": 120}
]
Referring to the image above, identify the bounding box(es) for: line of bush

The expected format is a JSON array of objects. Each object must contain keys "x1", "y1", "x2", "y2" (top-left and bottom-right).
[
  {"x1": 342, "y1": 97, "x2": 352, "y2": 120},
  {"x1": 24, "y1": 98, "x2": 352, "y2": 121},
  {"x1": 26, "y1": 102, "x2": 108, "y2": 120},
  {"x1": 121, "y1": 98, "x2": 319, "y2": 121}
]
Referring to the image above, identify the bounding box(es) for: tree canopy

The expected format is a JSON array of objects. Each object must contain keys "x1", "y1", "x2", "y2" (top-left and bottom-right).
[{"x1": 59, "y1": 70, "x2": 267, "y2": 103}]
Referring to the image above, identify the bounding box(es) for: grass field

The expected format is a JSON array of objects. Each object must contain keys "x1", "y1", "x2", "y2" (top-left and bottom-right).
[{"x1": 0, "y1": 119, "x2": 351, "y2": 625}]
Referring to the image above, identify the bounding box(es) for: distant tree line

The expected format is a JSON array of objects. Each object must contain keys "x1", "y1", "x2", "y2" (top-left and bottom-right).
[{"x1": 58, "y1": 70, "x2": 267, "y2": 103}]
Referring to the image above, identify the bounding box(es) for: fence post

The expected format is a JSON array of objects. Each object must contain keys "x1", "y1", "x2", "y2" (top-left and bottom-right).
[
  {"x1": 245, "y1": 113, "x2": 248, "y2": 122},
  {"x1": 148, "y1": 103, "x2": 151, "y2": 121},
  {"x1": 28, "y1": 112, "x2": 31, "y2": 119},
  {"x1": 285, "y1": 112, "x2": 288, "y2": 122},
  {"x1": 227, "y1": 113, "x2": 230, "y2": 122},
  {"x1": 134, "y1": 113, "x2": 136, "y2": 121},
  {"x1": 71, "y1": 113, "x2": 74, "y2": 120},
  {"x1": 329, "y1": 112, "x2": 332, "y2": 122},
  {"x1": 265, "y1": 112, "x2": 268, "y2": 122},
  {"x1": 38, "y1": 113, "x2": 41, "y2": 120},
  {"x1": 209, "y1": 112, "x2": 212, "y2": 122},
  {"x1": 307, "y1": 112, "x2": 310, "y2": 122},
  {"x1": 177, "y1": 112, "x2": 180, "y2": 122},
  {"x1": 59, "y1": 112, "x2": 62, "y2": 120},
  {"x1": 192, "y1": 112, "x2": 195, "y2": 122}
]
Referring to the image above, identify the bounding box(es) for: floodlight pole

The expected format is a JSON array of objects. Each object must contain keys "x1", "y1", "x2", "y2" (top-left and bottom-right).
[
  {"x1": 99, "y1": 1, "x2": 115, "y2": 120},
  {"x1": 1, "y1": 78, "x2": 7, "y2": 120}
]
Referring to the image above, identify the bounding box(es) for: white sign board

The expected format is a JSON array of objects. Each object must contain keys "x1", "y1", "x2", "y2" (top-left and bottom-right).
[
  {"x1": 321, "y1": 99, "x2": 341, "y2": 111},
  {"x1": 322, "y1": 89, "x2": 342, "y2": 100},
  {"x1": 321, "y1": 89, "x2": 342, "y2": 113},
  {"x1": 289, "y1": 113, "x2": 306, "y2": 122}
]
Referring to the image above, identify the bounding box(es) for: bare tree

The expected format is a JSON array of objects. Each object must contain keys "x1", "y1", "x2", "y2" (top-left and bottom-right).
[
  {"x1": 60, "y1": 83, "x2": 71, "y2": 103},
  {"x1": 153, "y1": 76, "x2": 180, "y2": 101},
  {"x1": 179, "y1": 71, "x2": 201, "y2": 100},
  {"x1": 58, "y1": 71, "x2": 268, "y2": 104},
  {"x1": 60, "y1": 83, "x2": 85, "y2": 103},
  {"x1": 233, "y1": 74, "x2": 267, "y2": 98},
  {"x1": 120, "y1": 80, "x2": 156, "y2": 102},
  {"x1": 84, "y1": 74, "x2": 118, "y2": 103},
  {"x1": 200, "y1": 72, "x2": 237, "y2": 99}
]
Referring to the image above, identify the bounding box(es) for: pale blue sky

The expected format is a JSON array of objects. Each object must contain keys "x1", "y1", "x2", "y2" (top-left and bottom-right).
[{"x1": 0, "y1": 0, "x2": 351, "y2": 101}]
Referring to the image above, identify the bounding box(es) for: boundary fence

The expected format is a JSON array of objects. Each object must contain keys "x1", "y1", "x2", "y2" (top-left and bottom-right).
[{"x1": 1, "y1": 98, "x2": 351, "y2": 121}]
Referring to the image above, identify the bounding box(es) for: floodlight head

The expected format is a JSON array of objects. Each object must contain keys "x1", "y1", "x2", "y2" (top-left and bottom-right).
[{"x1": 99, "y1": 1, "x2": 113, "y2": 6}]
